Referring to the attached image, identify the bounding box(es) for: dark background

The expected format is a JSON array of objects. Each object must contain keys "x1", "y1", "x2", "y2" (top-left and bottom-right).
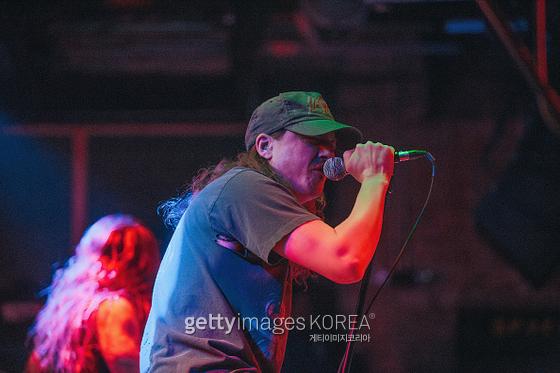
[{"x1": 1, "y1": 0, "x2": 560, "y2": 371}]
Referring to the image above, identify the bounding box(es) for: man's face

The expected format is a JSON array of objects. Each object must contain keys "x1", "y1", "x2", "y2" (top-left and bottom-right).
[{"x1": 269, "y1": 131, "x2": 336, "y2": 203}]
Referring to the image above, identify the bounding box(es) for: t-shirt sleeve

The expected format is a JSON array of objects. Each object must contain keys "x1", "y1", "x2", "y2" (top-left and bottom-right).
[{"x1": 209, "y1": 170, "x2": 320, "y2": 264}]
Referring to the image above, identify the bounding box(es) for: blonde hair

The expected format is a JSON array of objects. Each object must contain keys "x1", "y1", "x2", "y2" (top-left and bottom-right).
[{"x1": 29, "y1": 214, "x2": 160, "y2": 372}]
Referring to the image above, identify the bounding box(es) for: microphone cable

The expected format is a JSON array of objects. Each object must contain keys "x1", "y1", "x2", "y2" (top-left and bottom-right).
[{"x1": 337, "y1": 152, "x2": 436, "y2": 373}]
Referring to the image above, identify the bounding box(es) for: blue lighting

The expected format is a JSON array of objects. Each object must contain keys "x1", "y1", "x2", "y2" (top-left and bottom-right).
[{"x1": 445, "y1": 18, "x2": 528, "y2": 35}]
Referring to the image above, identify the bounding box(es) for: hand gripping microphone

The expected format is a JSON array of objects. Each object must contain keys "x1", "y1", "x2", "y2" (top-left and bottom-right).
[{"x1": 323, "y1": 150, "x2": 429, "y2": 181}]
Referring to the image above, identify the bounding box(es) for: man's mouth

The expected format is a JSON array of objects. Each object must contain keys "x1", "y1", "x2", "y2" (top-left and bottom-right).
[{"x1": 312, "y1": 160, "x2": 327, "y2": 171}]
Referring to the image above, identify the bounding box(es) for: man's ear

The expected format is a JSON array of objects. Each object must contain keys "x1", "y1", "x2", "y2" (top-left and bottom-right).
[{"x1": 255, "y1": 134, "x2": 273, "y2": 160}]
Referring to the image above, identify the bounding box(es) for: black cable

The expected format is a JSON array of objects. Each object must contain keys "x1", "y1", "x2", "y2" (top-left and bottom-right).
[
  {"x1": 337, "y1": 153, "x2": 436, "y2": 373},
  {"x1": 337, "y1": 260, "x2": 374, "y2": 373}
]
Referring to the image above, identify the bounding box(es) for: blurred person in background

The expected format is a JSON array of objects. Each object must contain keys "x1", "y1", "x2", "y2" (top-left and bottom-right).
[{"x1": 26, "y1": 214, "x2": 160, "y2": 372}]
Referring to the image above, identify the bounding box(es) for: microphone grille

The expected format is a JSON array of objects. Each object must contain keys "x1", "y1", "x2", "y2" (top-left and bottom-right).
[{"x1": 323, "y1": 157, "x2": 347, "y2": 181}]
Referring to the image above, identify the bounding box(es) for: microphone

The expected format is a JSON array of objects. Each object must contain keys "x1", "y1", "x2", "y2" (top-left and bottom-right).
[{"x1": 323, "y1": 150, "x2": 428, "y2": 181}]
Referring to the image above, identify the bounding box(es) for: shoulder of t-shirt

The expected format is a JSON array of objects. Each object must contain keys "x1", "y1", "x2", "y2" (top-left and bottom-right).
[
  {"x1": 213, "y1": 167, "x2": 298, "y2": 206},
  {"x1": 221, "y1": 167, "x2": 290, "y2": 192},
  {"x1": 200, "y1": 167, "x2": 299, "y2": 222}
]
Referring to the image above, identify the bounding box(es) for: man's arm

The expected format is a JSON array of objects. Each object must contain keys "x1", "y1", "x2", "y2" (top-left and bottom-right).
[{"x1": 274, "y1": 142, "x2": 394, "y2": 284}]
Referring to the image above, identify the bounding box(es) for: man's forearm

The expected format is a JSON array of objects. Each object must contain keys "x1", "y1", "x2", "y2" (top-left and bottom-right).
[
  {"x1": 278, "y1": 175, "x2": 390, "y2": 284},
  {"x1": 333, "y1": 175, "x2": 390, "y2": 280}
]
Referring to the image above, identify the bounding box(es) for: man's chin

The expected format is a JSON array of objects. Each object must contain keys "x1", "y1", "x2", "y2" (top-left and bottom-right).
[{"x1": 295, "y1": 177, "x2": 326, "y2": 202}]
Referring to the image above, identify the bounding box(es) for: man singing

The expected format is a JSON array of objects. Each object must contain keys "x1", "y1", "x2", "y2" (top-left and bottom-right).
[{"x1": 141, "y1": 91, "x2": 394, "y2": 372}]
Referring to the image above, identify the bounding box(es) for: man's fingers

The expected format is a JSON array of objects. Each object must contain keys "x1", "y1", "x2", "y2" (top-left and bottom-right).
[{"x1": 343, "y1": 148, "x2": 355, "y2": 164}]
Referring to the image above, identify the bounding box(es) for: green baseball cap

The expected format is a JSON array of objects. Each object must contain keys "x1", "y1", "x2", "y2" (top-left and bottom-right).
[{"x1": 244, "y1": 91, "x2": 363, "y2": 151}]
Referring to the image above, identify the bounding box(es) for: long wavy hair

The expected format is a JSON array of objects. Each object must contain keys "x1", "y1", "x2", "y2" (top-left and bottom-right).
[
  {"x1": 158, "y1": 134, "x2": 324, "y2": 284},
  {"x1": 29, "y1": 214, "x2": 160, "y2": 372}
]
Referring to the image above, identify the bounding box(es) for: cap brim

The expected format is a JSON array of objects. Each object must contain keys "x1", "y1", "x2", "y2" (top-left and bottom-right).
[{"x1": 286, "y1": 120, "x2": 363, "y2": 151}]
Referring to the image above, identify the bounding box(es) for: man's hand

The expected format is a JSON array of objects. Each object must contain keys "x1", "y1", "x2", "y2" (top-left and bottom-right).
[{"x1": 343, "y1": 141, "x2": 394, "y2": 184}]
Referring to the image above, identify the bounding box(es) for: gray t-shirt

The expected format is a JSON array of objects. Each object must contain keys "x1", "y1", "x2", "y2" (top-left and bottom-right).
[{"x1": 141, "y1": 167, "x2": 319, "y2": 372}]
